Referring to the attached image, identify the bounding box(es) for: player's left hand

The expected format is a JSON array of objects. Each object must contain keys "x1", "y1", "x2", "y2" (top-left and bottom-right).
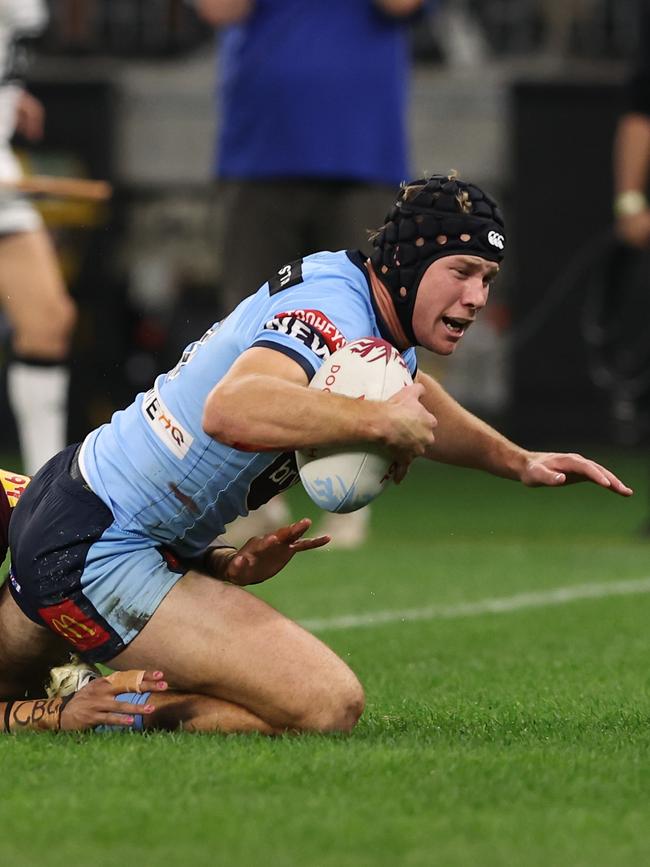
[
  {"x1": 225, "y1": 518, "x2": 330, "y2": 586},
  {"x1": 520, "y1": 452, "x2": 633, "y2": 496}
]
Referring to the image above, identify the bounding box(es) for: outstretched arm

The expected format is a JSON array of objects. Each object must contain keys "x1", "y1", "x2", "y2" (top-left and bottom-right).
[
  {"x1": 2, "y1": 670, "x2": 167, "y2": 732},
  {"x1": 415, "y1": 371, "x2": 633, "y2": 496},
  {"x1": 415, "y1": 370, "x2": 527, "y2": 479}
]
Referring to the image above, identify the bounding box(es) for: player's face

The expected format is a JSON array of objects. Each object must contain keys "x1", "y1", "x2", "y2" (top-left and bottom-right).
[{"x1": 412, "y1": 255, "x2": 498, "y2": 355}]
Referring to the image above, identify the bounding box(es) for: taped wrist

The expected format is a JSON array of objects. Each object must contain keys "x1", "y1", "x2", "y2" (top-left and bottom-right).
[
  {"x1": 3, "y1": 697, "x2": 65, "y2": 732},
  {"x1": 202, "y1": 545, "x2": 237, "y2": 579}
]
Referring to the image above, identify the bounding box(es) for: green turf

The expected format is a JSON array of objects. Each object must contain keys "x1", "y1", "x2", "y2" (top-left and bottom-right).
[{"x1": 1, "y1": 449, "x2": 650, "y2": 867}]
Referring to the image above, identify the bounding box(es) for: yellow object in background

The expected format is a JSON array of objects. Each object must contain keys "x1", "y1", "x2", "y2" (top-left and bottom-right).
[
  {"x1": 15, "y1": 149, "x2": 109, "y2": 285},
  {"x1": 0, "y1": 468, "x2": 30, "y2": 507}
]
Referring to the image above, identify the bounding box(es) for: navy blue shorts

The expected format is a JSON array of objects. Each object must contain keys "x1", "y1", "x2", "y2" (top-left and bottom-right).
[{"x1": 9, "y1": 444, "x2": 187, "y2": 664}]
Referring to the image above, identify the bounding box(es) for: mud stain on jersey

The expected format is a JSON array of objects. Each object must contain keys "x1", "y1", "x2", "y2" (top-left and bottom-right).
[
  {"x1": 168, "y1": 483, "x2": 200, "y2": 514},
  {"x1": 104, "y1": 596, "x2": 150, "y2": 634},
  {"x1": 115, "y1": 608, "x2": 150, "y2": 635}
]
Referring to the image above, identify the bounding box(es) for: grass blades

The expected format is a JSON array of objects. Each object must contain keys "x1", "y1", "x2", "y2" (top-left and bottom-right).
[{"x1": 1, "y1": 448, "x2": 649, "y2": 866}]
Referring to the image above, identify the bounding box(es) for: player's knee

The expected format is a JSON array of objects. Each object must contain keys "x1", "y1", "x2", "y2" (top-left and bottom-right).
[
  {"x1": 294, "y1": 673, "x2": 365, "y2": 733},
  {"x1": 319, "y1": 677, "x2": 365, "y2": 733},
  {"x1": 330, "y1": 677, "x2": 365, "y2": 732}
]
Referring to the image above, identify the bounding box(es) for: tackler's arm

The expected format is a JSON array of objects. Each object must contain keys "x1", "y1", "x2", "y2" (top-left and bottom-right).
[{"x1": 1, "y1": 669, "x2": 166, "y2": 732}]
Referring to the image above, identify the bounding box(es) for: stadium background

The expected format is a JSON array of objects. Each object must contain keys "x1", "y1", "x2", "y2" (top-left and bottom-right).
[
  {"x1": 2, "y1": 3, "x2": 650, "y2": 867},
  {"x1": 1, "y1": 0, "x2": 646, "y2": 452}
]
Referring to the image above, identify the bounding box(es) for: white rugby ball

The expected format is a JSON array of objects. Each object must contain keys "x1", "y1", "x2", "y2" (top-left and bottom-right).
[{"x1": 296, "y1": 337, "x2": 413, "y2": 513}]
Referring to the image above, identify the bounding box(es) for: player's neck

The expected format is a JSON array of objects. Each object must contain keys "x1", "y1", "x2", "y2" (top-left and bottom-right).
[{"x1": 364, "y1": 260, "x2": 412, "y2": 351}]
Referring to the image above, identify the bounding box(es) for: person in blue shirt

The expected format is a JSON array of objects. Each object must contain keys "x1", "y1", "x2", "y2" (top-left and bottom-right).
[
  {"x1": 4, "y1": 175, "x2": 633, "y2": 735},
  {"x1": 198, "y1": 0, "x2": 426, "y2": 547},
  {"x1": 199, "y1": 0, "x2": 423, "y2": 309}
]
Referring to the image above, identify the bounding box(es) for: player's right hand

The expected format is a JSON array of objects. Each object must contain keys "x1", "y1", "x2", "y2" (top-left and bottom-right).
[
  {"x1": 382, "y1": 383, "x2": 436, "y2": 481},
  {"x1": 60, "y1": 670, "x2": 167, "y2": 730}
]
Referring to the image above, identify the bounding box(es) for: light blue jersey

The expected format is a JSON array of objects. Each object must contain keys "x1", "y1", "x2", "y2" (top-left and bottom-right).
[
  {"x1": 9, "y1": 249, "x2": 419, "y2": 660},
  {"x1": 80, "y1": 250, "x2": 417, "y2": 559}
]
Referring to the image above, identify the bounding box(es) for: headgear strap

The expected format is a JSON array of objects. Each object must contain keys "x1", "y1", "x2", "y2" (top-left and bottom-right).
[{"x1": 370, "y1": 175, "x2": 506, "y2": 344}]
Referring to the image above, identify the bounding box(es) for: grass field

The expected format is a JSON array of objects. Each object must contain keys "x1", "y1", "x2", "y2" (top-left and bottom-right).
[{"x1": 2, "y1": 448, "x2": 650, "y2": 867}]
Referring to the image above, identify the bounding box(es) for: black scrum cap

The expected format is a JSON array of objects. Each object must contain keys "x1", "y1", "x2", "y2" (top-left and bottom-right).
[{"x1": 369, "y1": 175, "x2": 506, "y2": 344}]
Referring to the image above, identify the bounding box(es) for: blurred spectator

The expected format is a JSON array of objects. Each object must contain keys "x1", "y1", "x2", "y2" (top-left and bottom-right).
[
  {"x1": 539, "y1": 0, "x2": 595, "y2": 59},
  {"x1": 50, "y1": 0, "x2": 99, "y2": 52},
  {"x1": 43, "y1": 1, "x2": 207, "y2": 57},
  {"x1": 611, "y1": 0, "x2": 650, "y2": 522},
  {"x1": 197, "y1": 0, "x2": 424, "y2": 310},
  {"x1": 471, "y1": 0, "x2": 633, "y2": 61},
  {"x1": 196, "y1": 0, "x2": 424, "y2": 547},
  {"x1": 0, "y1": 0, "x2": 77, "y2": 473},
  {"x1": 613, "y1": 1, "x2": 650, "y2": 249},
  {"x1": 434, "y1": 0, "x2": 489, "y2": 68}
]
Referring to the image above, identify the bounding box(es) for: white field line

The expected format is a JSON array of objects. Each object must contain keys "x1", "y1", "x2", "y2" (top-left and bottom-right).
[{"x1": 301, "y1": 577, "x2": 650, "y2": 633}]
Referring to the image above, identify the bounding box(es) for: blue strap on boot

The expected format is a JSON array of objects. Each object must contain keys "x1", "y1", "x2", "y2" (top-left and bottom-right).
[{"x1": 95, "y1": 691, "x2": 152, "y2": 732}]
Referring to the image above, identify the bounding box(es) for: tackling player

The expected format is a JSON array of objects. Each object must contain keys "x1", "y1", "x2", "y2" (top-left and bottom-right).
[
  {"x1": 0, "y1": 467, "x2": 330, "y2": 732},
  {"x1": 0, "y1": 469, "x2": 167, "y2": 732},
  {"x1": 6, "y1": 174, "x2": 633, "y2": 736}
]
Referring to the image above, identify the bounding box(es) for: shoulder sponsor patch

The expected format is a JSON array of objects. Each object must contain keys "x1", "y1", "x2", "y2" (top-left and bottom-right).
[
  {"x1": 263, "y1": 309, "x2": 347, "y2": 359},
  {"x1": 142, "y1": 385, "x2": 194, "y2": 459},
  {"x1": 268, "y1": 259, "x2": 304, "y2": 295}
]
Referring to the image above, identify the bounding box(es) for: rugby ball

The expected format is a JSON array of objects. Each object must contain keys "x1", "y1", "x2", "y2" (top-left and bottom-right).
[{"x1": 296, "y1": 337, "x2": 412, "y2": 513}]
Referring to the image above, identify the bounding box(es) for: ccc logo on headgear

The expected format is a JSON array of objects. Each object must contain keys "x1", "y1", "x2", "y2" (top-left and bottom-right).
[{"x1": 487, "y1": 230, "x2": 505, "y2": 250}]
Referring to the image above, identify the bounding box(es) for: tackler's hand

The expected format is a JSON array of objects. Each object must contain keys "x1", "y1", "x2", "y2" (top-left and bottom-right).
[
  {"x1": 60, "y1": 670, "x2": 167, "y2": 730},
  {"x1": 225, "y1": 518, "x2": 330, "y2": 586}
]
